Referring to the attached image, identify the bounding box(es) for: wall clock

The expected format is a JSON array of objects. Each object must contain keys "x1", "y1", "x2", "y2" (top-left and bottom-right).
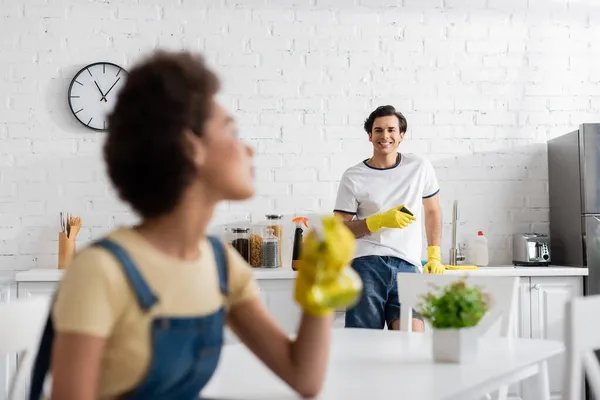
[{"x1": 68, "y1": 62, "x2": 127, "y2": 131}]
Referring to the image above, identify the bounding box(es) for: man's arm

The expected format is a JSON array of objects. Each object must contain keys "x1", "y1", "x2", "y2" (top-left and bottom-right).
[
  {"x1": 423, "y1": 194, "x2": 442, "y2": 246},
  {"x1": 334, "y1": 212, "x2": 370, "y2": 238}
]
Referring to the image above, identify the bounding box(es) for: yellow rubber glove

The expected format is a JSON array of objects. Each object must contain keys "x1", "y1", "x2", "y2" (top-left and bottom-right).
[
  {"x1": 294, "y1": 215, "x2": 362, "y2": 317},
  {"x1": 365, "y1": 205, "x2": 416, "y2": 233},
  {"x1": 424, "y1": 246, "x2": 445, "y2": 274}
]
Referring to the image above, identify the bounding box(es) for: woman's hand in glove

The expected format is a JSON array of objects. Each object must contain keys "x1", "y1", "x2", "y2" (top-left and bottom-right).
[{"x1": 294, "y1": 215, "x2": 363, "y2": 317}]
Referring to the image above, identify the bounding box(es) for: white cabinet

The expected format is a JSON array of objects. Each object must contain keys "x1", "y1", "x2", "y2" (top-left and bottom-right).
[
  {"x1": 225, "y1": 279, "x2": 301, "y2": 345},
  {"x1": 526, "y1": 277, "x2": 583, "y2": 400},
  {"x1": 506, "y1": 277, "x2": 583, "y2": 400},
  {"x1": 11, "y1": 282, "x2": 57, "y2": 400},
  {"x1": 17, "y1": 282, "x2": 58, "y2": 300},
  {"x1": 257, "y1": 279, "x2": 301, "y2": 335},
  {"x1": 505, "y1": 280, "x2": 534, "y2": 400},
  {"x1": 1, "y1": 282, "x2": 12, "y2": 400}
]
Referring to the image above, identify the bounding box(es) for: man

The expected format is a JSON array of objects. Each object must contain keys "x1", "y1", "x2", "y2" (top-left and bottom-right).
[{"x1": 333, "y1": 105, "x2": 443, "y2": 331}]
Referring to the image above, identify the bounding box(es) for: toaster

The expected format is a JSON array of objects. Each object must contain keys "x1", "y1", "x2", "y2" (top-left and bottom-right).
[{"x1": 512, "y1": 233, "x2": 551, "y2": 266}]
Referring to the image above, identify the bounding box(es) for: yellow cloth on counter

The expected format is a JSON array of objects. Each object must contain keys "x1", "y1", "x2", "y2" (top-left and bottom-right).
[
  {"x1": 444, "y1": 264, "x2": 479, "y2": 270},
  {"x1": 52, "y1": 227, "x2": 259, "y2": 399}
]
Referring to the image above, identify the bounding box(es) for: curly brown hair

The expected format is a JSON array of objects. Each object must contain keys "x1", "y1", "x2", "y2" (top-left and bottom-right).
[{"x1": 105, "y1": 51, "x2": 220, "y2": 219}]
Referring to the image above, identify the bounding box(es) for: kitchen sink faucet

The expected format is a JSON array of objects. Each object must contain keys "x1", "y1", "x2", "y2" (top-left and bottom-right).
[{"x1": 449, "y1": 200, "x2": 466, "y2": 266}]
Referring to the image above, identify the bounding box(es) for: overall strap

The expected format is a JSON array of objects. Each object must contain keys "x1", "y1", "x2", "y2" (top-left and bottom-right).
[
  {"x1": 207, "y1": 236, "x2": 228, "y2": 295},
  {"x1": 95, "y1": 239, "x2": 158, "y2": 311}
]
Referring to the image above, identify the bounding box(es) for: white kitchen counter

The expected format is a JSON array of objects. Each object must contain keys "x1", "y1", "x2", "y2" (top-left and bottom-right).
[
  {"x1": 11, "y1": 265, "x2": 587, "y2": 282},
  {"x1": 13, "y1": 267, "x2": 298, "y2": 282},
  {"x1": 445, "y1": 265, "x2": 588, "y2": 277}
]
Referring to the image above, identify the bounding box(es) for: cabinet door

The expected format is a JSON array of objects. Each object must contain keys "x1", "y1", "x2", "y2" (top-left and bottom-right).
[
  {"x1": 503, "y1": 279, "x2": 533, "y2": 400},
  {"x1": 0, "y1": 284, "x2": 11, "y2": 400},
  {"x1": 17, "y1": 282, "x2": 58, "y2": 300},
  {"x1": 257, "y1": 280, "x2": 301, "y2": 335},
  {"x1": 13, "y1": 283, "x2": 56, "y2": 399},
  {"x1": 529, "y1": 276, "x2": 584, "y2": 400}
]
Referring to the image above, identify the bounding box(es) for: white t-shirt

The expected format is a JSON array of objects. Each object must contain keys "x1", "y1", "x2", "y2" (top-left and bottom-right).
[{"x1": 334, "y1": 153, "x2": 440, "y2": 270}]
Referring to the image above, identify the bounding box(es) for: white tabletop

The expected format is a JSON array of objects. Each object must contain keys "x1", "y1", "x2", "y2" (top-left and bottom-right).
[{"x1": 203, "y1": 329, "x2": 563, "y2": 400}]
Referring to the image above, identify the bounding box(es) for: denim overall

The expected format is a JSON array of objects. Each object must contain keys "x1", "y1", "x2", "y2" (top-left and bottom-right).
[{"x1": 29, "y1": 236, "x2": 228, "y2": 400}]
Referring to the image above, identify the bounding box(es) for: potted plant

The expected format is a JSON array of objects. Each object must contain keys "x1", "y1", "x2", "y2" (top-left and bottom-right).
[{"x1": 418, "y1": 280, "x2": 490, "y2": 363}]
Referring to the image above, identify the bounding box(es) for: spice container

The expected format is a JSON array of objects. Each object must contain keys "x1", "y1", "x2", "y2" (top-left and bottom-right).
[
  {"x1": 265, "y1": 214, "x2": 283, "y2": 267},
  {"x1": 231, "y1": 228, "x2": 250, "y2": 263},
  {"x1": 262, "y1": 227, "x2": 280, "y2": 268}
]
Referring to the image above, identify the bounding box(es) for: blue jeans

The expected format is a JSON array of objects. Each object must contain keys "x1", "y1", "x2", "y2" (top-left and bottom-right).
[{"x1": 345, "y1": 255, "x2": 421, "y2": 330}]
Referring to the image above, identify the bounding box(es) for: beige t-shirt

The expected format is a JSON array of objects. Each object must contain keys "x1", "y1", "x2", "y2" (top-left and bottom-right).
[{"x1": 52, "y1": 227, "x2": 258, "y2": 399}]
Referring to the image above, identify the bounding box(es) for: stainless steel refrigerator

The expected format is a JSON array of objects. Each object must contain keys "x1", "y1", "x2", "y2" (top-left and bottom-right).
[
  {"x1": 548, "y1": 123, "x2": 600, "y2": 400},
  {"x1": 548, "y1": 123, "x2": 600, "y2": 294}
]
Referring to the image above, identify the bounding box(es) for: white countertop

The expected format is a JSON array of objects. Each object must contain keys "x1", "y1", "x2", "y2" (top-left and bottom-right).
[
  {"x1": 12, "y1": 268, "x2": 298, "y2": 282},
  {"x1": 10, "y1": 265, "x2": 587, "y2": 282},
  {"x1": 444, "y1": 265, "x2": 588, "y2": 277}
]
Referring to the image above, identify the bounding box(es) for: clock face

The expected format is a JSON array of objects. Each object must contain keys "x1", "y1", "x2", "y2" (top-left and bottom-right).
[{"x1": 68, "y1": 62, "x2": 127, "y2": 131}]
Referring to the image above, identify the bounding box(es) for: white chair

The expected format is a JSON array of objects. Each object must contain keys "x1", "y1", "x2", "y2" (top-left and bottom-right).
[
  {"x1": 563, "y1": 294, "x2": 600, "y2": 400},
  {"x1": 0, "y1": 297, "x2": 50, "y2": 400},
  {"x1": 397, "y1": 274, "x2": 522, "y2": 400}
]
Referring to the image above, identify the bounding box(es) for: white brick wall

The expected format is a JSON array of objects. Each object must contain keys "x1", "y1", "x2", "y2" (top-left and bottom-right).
[{"x1": 1, "y1": 0, "x2": 599, "y2": 269}]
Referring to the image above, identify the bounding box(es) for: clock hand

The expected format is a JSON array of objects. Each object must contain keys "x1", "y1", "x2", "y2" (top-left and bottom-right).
[
  {"x1": 101, "y1": 77, "x2": 121, "y2": 101},
  {"x1": 94, "y1": 81, "x2": 107, "y2": 103}
]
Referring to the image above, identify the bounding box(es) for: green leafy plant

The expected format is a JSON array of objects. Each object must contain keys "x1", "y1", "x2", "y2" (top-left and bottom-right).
[{"x1": 418, "y1": 280, "x2": 490, "y2": 329}]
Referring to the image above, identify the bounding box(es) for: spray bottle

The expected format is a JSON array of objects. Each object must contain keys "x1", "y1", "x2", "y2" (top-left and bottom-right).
[{"x1": 291, "y1": 216, "x2": 309, "y2": 271}]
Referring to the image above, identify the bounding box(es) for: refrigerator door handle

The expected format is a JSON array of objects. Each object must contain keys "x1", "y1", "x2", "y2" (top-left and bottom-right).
[{"x1": 595, "y1": 216, "x2": 600, "y2": 223}]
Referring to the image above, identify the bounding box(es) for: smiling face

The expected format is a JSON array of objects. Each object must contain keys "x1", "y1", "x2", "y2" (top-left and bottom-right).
[{"x1": 368, "y1": 115, "x2": 405, "y2": 156}]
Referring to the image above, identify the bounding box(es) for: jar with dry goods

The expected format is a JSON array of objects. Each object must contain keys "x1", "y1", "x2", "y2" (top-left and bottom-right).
[
  {"x1": 231, "y1": 227, "x2": 250, "y2": 263},
  {"x1": 262, "y1": 227, "x2": 280, "y2": 268},
  {"x1": 249, "y1": 228, "x2": 263, "y2": 268},
  {"x1": 264, "y1": 214, "x2": 283, "y2": 267}
]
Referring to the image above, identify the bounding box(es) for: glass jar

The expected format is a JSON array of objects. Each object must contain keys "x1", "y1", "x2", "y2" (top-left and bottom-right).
[
  {"x1": 231, "y1": 228, "x2": 250, "y2": 263},
  {"x1": 265, "y1": 214, "x2": 283, "y2": 267},
  {"x1": 249, "y1": 226, "x2": 263, "y2": 268},
  {"x1": 262, "y1": 227, "x2": 280, "y2": 268}
]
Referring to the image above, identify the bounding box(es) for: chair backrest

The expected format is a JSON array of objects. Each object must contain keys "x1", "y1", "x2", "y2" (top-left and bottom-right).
[
  {"x1": 563, "y1": 294, "x2": 600, "y2": 400},
  {"x1": 396, "y1": 273, "x2": 519, "y2": 337},
  {"x1": 0, "y1": 297, "x2": 50, "y2": 400}
]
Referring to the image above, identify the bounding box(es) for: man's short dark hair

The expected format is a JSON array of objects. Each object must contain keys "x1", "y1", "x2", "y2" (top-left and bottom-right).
[
  {"x1": 104, "y1": 50, "x2": 220, "y2": 219},
  {"x1": 363, "y1": 105, "x2": 408, "y2": 134}
]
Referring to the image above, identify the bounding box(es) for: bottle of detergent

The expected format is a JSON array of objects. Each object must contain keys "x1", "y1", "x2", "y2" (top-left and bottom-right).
[
  {"x1": 291, "y1": 217, "x2": 308, "y2": 271},
  {"x1": 469, "y1": 231, "x2": 489, "y2": 266}
]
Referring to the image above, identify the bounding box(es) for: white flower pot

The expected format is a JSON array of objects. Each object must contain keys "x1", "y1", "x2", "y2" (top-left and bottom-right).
[{"x1": 432, "y1": 326, "x2": 480, "y2": 363}]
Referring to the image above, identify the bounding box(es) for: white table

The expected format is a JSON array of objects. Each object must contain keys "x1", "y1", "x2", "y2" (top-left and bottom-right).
[{"x1": 203, "y1": 329, "x2": 563, "y2": 400}]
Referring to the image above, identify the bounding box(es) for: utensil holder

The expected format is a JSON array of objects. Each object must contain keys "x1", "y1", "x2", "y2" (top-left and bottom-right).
[{"x1": 58, "y1": 232, "x2": 76, "y2": 270}]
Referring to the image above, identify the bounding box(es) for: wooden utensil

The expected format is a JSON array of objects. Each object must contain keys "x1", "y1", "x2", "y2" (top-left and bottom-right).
[{"x1": 69, "y1": 216, "x2": 82, "y2": 239}]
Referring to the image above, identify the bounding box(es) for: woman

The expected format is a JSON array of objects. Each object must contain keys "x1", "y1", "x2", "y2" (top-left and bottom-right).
[{"x1": 30, "y1": 51, "x2": 360, "y2": 400}]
